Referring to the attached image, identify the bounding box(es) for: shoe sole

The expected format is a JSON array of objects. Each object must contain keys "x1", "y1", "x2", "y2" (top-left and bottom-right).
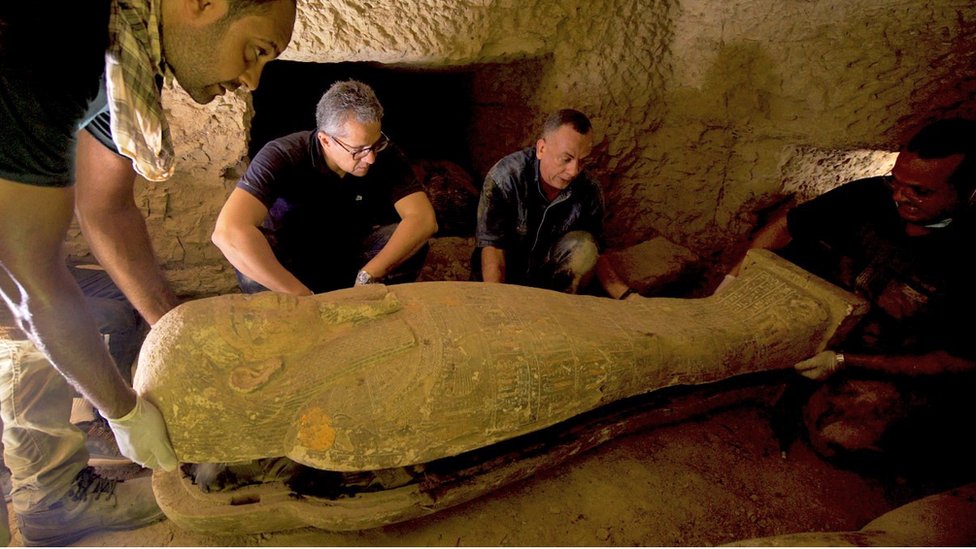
[{"x1": 21, "y1": 511, "x2": 166, "y2": 546}]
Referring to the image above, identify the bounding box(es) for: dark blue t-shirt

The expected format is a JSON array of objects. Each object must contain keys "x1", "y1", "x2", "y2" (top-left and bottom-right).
[
  {"x1": 238, "y1": 130, "x2": 424, "y2": 292},
  {"x1": 0, "y1": 2, "x2": 111, "y2": 185}
]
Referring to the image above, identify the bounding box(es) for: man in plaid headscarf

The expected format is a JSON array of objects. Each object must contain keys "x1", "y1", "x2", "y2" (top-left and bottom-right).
[{"x1": 0, "y1": 0, "x2": 296, "y2": 544}]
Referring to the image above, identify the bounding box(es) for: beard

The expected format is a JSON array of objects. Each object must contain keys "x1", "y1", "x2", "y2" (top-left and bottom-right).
[{"x1": 162, "y1": 17, "x2": 230, "y2": 104}]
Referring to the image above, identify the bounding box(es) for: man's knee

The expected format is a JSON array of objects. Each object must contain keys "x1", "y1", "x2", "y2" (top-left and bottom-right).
[
  {"x1": 87, "y1": 297, "x2": 140, "y2": 337},
  {"x1": 546, "y1": 231, "x2": 599, "y2": 293},
  {"x1": 552, "y1": 231, "x2": 599, "y2": 271},
  {"x1": 360, "y1": 224, "x2": 399, "y2": 260}
]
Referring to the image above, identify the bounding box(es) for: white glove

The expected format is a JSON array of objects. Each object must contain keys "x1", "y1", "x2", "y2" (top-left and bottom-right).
[
  {"x1": 794, "y1": 350, "x2": 845, "y2": 381},
  {"x1": 106, "y1": 395, "x2": 178, "y2": 472}
]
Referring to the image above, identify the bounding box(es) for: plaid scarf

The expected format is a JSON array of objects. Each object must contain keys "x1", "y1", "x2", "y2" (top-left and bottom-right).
[{"x1": 105, "y1": 0, "x2": 174, "y2": 181}]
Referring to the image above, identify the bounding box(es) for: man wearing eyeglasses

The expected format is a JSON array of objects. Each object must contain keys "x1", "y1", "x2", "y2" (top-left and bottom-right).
[
  {"x1": 213, "y1": 79, "x2": 438, "y2": 295},
  {"x1": 473, "y1": 109, "x2": 606, "y2": 294},
  {"x1": 724, "y1": 118, "x2": 976, "y2": 474}
]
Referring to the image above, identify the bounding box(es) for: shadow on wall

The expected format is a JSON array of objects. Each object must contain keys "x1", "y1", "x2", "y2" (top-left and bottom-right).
[
  {"x1": 605, "y1": 37, "x2": 904, "y2": 295},
  {"x1": 613, "y1": 0, "x2": 976, "y2": 263},
  {"x1": 606, "y1": 40, "x2": 785, "y2": 256}
]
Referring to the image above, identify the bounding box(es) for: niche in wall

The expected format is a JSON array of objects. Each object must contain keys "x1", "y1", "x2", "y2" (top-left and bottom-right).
[
  {"x1": 249, "y1": 61, "x2": 471, "y2": 171},
  {"x1": 248, "y1": 58, "x2": 550, "y2": 235},
  {"x1": 250, "y1": 58, "x2": 549, "y2": 177}
]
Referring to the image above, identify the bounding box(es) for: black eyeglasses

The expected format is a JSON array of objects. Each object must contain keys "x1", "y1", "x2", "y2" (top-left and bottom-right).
[{"x1": 329, "y1": 132, "x2": 390, "y2": 161}]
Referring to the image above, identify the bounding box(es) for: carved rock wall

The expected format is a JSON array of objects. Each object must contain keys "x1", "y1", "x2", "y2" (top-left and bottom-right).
[{"x1": 66, "y1": 0, "x2": 976, "y2": 296}]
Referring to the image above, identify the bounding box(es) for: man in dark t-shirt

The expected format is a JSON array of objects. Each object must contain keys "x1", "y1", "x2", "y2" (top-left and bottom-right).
[
  {"x1": 729, "y1": 118, "x2": 976, "y2": 474},
  {"x1": 213, "y1": 80, "x2": 438, "y2": 295}
]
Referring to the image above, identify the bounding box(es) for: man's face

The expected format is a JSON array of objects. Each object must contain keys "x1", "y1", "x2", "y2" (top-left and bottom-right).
[
  {"x1": 318, "y1": 119, "x2": 384, "y2": 177},
  {"x1": 536, "y1": 125, "x2": 593, "y2": 190},
  {"x1": 163, "y1": 0, "x2": 296, "y2": 104},
  {"x1": 889, "y1": 151, "x2": 964, "y2": 227}
]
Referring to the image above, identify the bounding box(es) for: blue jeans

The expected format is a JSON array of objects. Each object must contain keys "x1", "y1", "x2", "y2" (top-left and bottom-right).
[
  {"x1": 0, "y1": 265, "x2": 145, "y2": 513},
  {"x1": 237, "y1": 223, "x2": 430, "y2": 294}
]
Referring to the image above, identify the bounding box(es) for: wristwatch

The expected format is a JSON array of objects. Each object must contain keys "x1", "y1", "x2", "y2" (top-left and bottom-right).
[{"x1": 355, "y1": 269, "x2": 375, "y2": 286}]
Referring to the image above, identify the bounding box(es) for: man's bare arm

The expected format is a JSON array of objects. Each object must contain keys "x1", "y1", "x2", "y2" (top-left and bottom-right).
[
  {"x1": 0, "y1": 178, "x2": 136, "y2": 418},
  {"x1": 361, "y1": 191, "x2": 438, "y2": 280},
  {"x1": 74, "y1": 131, "x2": 179, "y2": 325},
  {"x1": 846, "y1": 350, "x2": 976, "y2": 377},
  {"x1": 212, "y1": 187, "x2": 312, "y2": 295},
  {"x1": 720, "y1": 212, "x2": 794, "y2": 287},
  {"x1": 481, "y1": 246, "x2": 506, "y2": 283}
]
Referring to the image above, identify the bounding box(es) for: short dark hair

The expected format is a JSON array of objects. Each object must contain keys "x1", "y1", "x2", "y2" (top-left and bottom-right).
[
  {"x1": 905, "y1": 118, "x2": 976, "y2": 200},
  {"x1": 541, "y1": 109, "x2": 592, "y2": 138}
]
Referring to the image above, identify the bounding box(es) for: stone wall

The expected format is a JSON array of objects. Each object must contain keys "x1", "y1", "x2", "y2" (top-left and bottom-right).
[{"x1": 67, "y1": 0, "x2": 976, "y2": 296}]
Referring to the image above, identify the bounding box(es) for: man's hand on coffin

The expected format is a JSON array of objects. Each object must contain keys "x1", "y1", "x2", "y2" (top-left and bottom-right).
[
  {"x1": 793, "y1": 350, "x2": 845, "y2": 381},
  {"x1": 106, "y1": 395, "x2": 179, "y2": 471}
]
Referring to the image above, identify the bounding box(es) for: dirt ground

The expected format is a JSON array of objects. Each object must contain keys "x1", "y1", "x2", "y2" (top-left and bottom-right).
[{"x1": 6, "y1": 397, "x2": 961, "y2": 547}]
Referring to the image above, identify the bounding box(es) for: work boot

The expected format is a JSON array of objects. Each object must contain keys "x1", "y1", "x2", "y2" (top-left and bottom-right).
[{"x1": 15, "y1": 466, "x2": 165, "y2": 546}]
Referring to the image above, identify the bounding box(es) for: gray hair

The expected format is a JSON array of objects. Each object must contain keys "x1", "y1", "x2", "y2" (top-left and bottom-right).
[{"x1": 315, "y1": 80, "x2": 384, "y2": 137}]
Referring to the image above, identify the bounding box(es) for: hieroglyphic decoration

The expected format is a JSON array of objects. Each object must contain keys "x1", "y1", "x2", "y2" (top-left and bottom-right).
[{"x1": 135, "y1": 249, "x2": 866, "y2": 471}]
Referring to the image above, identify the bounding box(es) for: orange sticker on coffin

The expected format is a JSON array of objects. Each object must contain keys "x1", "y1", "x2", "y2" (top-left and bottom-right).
[{"x1": 296, "y1": 407, "x2": 336, "y2": 452}]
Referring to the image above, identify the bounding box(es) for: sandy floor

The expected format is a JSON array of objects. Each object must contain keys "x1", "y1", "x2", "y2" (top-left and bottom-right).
[{"x1": 7, "y1": 400, "x2": 953, "y2": 547}]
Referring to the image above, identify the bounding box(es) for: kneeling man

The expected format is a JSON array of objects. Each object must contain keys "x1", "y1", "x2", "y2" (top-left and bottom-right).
[
  {"x1": 213, "y1": 80, "x2": 438, "y2": 295},
  {"x1": 473, "y1": 109, "x2": 605, "y2": 294}
]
